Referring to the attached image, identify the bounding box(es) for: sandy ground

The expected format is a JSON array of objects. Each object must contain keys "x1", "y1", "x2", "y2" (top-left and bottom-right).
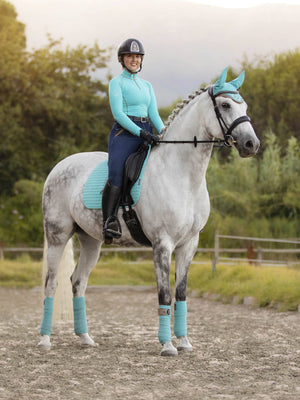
[{"x1": 0, "y1": 286, "x2": 299, "y2": 400}]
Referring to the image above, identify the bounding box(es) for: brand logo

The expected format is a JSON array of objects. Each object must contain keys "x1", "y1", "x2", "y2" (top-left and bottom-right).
[{"x1": 130, "y1": 41, "x2": 140, "y2": 53}]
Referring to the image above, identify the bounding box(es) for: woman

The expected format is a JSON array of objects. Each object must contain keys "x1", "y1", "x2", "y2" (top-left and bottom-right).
[{"x1": 102, "y1": 38, "x2": 165, "y2": 244}]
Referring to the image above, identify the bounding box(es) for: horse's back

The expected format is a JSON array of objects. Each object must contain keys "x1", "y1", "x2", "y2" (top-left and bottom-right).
[{"x1": 43, "y1": 151, "x2": 107, "y2": 214}]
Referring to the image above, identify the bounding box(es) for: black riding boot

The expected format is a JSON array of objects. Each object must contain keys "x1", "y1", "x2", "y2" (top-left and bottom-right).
[{"x1": 102, "y1": 180, "x2": 122, "y2": 244}]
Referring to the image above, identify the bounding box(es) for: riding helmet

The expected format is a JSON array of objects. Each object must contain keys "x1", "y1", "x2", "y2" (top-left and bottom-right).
[{"x1": 118, "y1": 38, "x2": 145, "y2": 57}]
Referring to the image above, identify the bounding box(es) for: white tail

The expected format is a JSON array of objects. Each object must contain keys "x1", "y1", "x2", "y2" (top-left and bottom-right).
[{"x1": 42, "y1": 238, "x2": 74, "y2": 323}]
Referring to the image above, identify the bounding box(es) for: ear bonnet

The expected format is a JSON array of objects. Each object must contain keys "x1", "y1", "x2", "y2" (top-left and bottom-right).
[{"x1": 213, "y1": 67, "x2": 245, "y2": 103}]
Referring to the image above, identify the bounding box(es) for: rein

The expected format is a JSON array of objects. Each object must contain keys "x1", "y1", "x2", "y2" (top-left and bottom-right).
[
  {"x1": 158, "y1": 137, "x2": 225, "y2": 148},
  {"x1": 158, "y1": 86, "x2": 251, "y2": 148}
]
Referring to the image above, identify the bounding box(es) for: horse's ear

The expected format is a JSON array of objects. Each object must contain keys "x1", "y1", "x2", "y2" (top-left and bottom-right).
[
  {"x1": 213, "y1": 67, "x2": 228, "y2": 94},
  {"x1": 230, "y1": 70, "x2": 245, "y2": 89}
]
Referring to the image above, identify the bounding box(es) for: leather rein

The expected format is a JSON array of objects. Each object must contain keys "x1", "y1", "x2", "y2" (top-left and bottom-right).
[{"x1": 159, "y1": 86, "x2": 251, "y2": 148}]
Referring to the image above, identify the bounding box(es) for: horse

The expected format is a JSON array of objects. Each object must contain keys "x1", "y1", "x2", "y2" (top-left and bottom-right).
[{"x1": 38, "y1": 67, "x2": 260, "y2": 356}]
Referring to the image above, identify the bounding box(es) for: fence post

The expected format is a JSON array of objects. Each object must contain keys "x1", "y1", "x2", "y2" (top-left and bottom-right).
[
  {"x1": 212, "y1": 229, "x2": 219, "y2": 271},
  {"x1": 257, "y1": 247, "x2": 262, "y2": 266}
]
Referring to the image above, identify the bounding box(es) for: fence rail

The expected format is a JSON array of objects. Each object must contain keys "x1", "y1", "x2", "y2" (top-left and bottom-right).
[
  {"x1": 1, "y1": 235, "x2": 299, "y2": 269},
  {"x1": 213, "y1": 232, "x2": 300, "y2": 270}
]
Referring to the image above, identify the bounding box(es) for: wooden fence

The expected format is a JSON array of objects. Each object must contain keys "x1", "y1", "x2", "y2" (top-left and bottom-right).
[
  {"x1": 1, "y1": 233, "x2": 299, "y2": 271},
  {"x1": 212, "y1": 231, "x2": 300, "y2": 271}
]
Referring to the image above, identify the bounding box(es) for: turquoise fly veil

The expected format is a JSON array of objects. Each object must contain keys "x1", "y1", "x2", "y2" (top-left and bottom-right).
[{"x1": 213, "y1": 67, "x2": 245, "y2": 103}]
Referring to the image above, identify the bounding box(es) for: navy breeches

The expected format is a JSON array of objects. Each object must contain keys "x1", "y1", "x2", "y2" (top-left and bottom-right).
[{"x1": 108, "y1": 120, "x2": 153, "y2": 187}]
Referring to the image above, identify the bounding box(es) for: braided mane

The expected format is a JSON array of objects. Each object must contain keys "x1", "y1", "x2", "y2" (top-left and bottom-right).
[{"x1": 160, "y1": 87, "x2": 207, "y2": 136}]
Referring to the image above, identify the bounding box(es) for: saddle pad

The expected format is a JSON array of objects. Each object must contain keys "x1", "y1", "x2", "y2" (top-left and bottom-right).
[{"x1": 83, "y1": 148, "x2": 151, "y2": 209}]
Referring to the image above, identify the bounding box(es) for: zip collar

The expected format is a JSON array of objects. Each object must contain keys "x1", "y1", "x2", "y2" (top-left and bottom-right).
[{"x1": 122, "y1": 69, "x2": 138, "y2": 80}]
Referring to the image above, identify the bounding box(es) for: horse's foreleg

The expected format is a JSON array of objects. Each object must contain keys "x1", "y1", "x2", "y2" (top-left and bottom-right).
[
  {"x1": 153, "y1": 240, "x2": 177, "y2": 356},
  {"x1": 173, "y1": 236, "x2": 198, "y2": 352},
  {"x1": 70, "y1": 231, "x2": 101, "y2": 347}
]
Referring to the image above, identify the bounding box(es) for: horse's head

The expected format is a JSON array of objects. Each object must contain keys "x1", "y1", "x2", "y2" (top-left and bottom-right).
[{"x1": 209, "y1": 67, "x2": 260, "y2": 158}]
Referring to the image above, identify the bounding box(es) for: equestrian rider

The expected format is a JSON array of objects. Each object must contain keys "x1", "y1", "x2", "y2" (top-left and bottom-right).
[{"x1": 102, "y1": 38, "x2": 165, "y2": 244}]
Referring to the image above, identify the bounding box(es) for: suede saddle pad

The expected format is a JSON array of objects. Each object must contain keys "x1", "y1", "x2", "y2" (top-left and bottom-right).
[{"x1": 83, "y1": 147, "x2": 151, "y2": 210}]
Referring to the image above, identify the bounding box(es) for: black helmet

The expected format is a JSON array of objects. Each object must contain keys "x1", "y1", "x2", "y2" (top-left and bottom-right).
[{"x1": 118, "y1": 38, "x2": 145, "y2": 57}]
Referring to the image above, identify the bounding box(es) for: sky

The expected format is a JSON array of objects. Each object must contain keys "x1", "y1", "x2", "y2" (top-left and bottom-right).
[
  {"x1": 185, "y1": 0, "x2": 300, "y2": 6},
  {"x1": 9, "y1": 0, "x2": 300, "y2": 105}
]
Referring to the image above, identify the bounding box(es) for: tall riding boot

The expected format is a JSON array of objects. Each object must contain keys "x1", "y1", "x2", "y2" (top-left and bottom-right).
[{"x1": 102, "y1": 180, "x2": 122, "y2": 244}]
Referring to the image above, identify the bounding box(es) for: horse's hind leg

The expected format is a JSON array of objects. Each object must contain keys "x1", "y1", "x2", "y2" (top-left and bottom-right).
[
  {"x1": 39, "y1": 232, "x2": 73, "y2": 349},
  {"x1": 173, "y1": 236, "x2": 199, "y2": 352},
  {"x1": 70, "y1": 230, "x2": 101, "y2": 347}
]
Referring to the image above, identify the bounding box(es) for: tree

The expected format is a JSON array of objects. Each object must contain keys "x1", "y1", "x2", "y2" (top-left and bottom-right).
[
  {"x1": 0, "y1": 0, "x2": 113, "y2": 193},
  {"x1": 18, "y1": 38, "x2": 112, "y2": 179},
  {"x1": 0, "y1": 0, "x2": 27, "y2": 194},
  {"x1": 240, "y1": 50, "x2": 300, "y2": 149}
]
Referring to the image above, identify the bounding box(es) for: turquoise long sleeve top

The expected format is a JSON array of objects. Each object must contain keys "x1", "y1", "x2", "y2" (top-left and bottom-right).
[{"x1": 109, "y1": 69, "x2": 165, "y2": 136}]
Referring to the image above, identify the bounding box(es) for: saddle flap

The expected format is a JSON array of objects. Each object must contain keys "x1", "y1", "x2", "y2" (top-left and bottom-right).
[
  {"x1": 124, "y1": 144, "x2": 149, "y2": 184},
  {"x1": 122, "y1": 144, "x2": 149, "y2": 205}
]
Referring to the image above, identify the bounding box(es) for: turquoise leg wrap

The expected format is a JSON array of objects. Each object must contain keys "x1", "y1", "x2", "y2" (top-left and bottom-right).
[
  {"x1": 174, "y1": 301, "x2": 187, "y2": 338},
  {"x1": 73, "y1": 297, "x2": 88, "y2": 335},
  {"x1": 158, "y1": 305, "x2": 172, "y2": 344},
  {"x1": 40, "y1": 297, "x2": 54, "y2": 336}
]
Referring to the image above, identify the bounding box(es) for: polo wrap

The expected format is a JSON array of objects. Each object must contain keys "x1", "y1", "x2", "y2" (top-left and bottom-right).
[
  {"x1": 40, "y1": 297, "x2": 54, "y2": 336},
  {"x1": 73, "y1": 297, "x2": 88, "y2": 335},
  {"x1": 174, "y1": 301, "x2": 187, "y2": 338},
  {"x1": 158, "y1": 305, "x2": 171, "y2": 344}
]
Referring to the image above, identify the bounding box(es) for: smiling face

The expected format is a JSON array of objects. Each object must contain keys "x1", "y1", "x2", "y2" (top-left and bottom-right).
[{"x1": 123, "y1": 53, "x2": 142, "y2": 72}]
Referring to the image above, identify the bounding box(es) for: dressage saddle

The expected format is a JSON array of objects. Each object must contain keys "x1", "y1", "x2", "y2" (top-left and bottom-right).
[{"x1": 121, "y1": 144, "x2": 152, "y2": 247}]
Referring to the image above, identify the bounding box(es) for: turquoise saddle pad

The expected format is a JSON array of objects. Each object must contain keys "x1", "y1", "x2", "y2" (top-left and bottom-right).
[{"x1": 83, "y1": 148, "x2": 151, "y2": 209}]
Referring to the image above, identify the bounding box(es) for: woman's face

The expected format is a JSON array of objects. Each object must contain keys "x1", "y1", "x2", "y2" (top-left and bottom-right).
[{"x1": 123, "y1": 53, "x2": 142, "y2": 72}]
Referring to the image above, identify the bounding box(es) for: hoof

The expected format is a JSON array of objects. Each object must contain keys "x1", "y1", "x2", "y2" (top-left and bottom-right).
[
  {"x1": 160, "y1": 341, "x2": 178, "y2": 357},
  {"x1": 79, "y1": 333, "x2": 97, "y2": 347},
  {"x1": 177, "y1": 336, "x2": 193, "y2": 352},
  {"x1": 38, "y1": 335, "x2": 51, "y2": 350}
]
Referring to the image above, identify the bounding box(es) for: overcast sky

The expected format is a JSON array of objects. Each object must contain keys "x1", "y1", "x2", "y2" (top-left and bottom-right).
[{"x1": 181, "y1": 0, "x2": 300, "y2": 7}]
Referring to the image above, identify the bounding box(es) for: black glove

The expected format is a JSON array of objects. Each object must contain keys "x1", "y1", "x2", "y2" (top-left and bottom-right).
[{"x1": 140, "y1": 130, "x2": 159, "y2": 146}]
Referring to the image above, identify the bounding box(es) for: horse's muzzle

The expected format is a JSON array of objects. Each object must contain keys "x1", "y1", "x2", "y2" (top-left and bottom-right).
[{"x1": 235, "y1": 133, "x2": 260, "y2": 158}]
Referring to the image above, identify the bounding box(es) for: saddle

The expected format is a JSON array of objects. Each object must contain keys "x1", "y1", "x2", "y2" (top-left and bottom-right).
[{"x1": 121, "y1": 144, "x2": 152, "y2": 247}]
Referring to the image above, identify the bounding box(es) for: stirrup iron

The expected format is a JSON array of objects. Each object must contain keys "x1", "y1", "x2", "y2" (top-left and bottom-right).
[{"x1": 103, "y1": 216, "x2": 122, "y2": 239}]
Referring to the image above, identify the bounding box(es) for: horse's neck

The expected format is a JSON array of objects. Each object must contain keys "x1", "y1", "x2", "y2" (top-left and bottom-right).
[{"x1": 154, "y1": 95, "x2": 213, "y2": 185}]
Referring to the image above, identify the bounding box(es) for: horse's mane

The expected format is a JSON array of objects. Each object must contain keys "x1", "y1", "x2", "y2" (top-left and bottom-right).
[{"x1": 160, "y1": 87, "x2": 208, "y2": 135}]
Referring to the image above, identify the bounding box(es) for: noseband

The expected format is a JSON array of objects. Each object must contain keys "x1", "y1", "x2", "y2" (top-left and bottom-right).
[{"x1": 208, "y1": 86, "x2": 251, "y2": 147}]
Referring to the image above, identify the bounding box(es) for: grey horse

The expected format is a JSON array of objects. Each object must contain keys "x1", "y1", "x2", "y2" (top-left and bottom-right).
[{"x1": 38, "y1": 68, "x2": 260, "y2": 356}]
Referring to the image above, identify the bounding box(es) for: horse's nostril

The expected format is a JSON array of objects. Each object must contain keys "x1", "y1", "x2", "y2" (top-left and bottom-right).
[{"x1": 245, "y1": 140, "x2": 254, "y2": 149}]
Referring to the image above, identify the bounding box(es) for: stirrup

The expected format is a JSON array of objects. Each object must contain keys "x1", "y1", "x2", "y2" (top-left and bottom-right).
[{"x1": 103, "y1": 216, "x2": 122, "y2": 239}]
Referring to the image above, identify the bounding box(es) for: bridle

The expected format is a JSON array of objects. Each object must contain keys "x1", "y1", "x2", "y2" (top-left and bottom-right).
[
  {"x1": 159, "y1": 86, "x2": 251, "y2": 148},
  {"x1": 207, "y1": 86, "x2": 251, "y2": 147}
]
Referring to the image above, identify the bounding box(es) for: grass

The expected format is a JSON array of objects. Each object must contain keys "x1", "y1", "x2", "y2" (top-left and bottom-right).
[{"x1": 0, "y1": 255, "x2": 299, "y2": 311}]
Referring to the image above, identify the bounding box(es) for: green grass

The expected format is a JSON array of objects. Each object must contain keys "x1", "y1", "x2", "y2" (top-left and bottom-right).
[
  {"x1": 0, "y1": 256, "x2": 299, "y2": 311},
  {"x1": 0, "y1": 258, "x2": 42, "y2": 288}
]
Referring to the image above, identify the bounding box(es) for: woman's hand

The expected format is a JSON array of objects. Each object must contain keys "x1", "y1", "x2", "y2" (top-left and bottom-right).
[{"x1": 140, "y1": 130, "x2": 159, "y2": 146}]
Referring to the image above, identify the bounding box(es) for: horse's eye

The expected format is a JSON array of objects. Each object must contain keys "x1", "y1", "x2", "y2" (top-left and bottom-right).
[{"x1": 222, "y1": 102, "x2": 231, "y2": 110}]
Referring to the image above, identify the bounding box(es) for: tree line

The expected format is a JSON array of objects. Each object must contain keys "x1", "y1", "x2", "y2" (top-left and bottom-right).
[{"x1": 0, "y1": 0, "x2": 299, "y2": 247}]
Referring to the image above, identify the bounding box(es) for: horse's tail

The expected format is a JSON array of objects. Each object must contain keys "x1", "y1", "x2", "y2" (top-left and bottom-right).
[{"x1": 42, "y1": 237, "x2": 74, "y2": 323}]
